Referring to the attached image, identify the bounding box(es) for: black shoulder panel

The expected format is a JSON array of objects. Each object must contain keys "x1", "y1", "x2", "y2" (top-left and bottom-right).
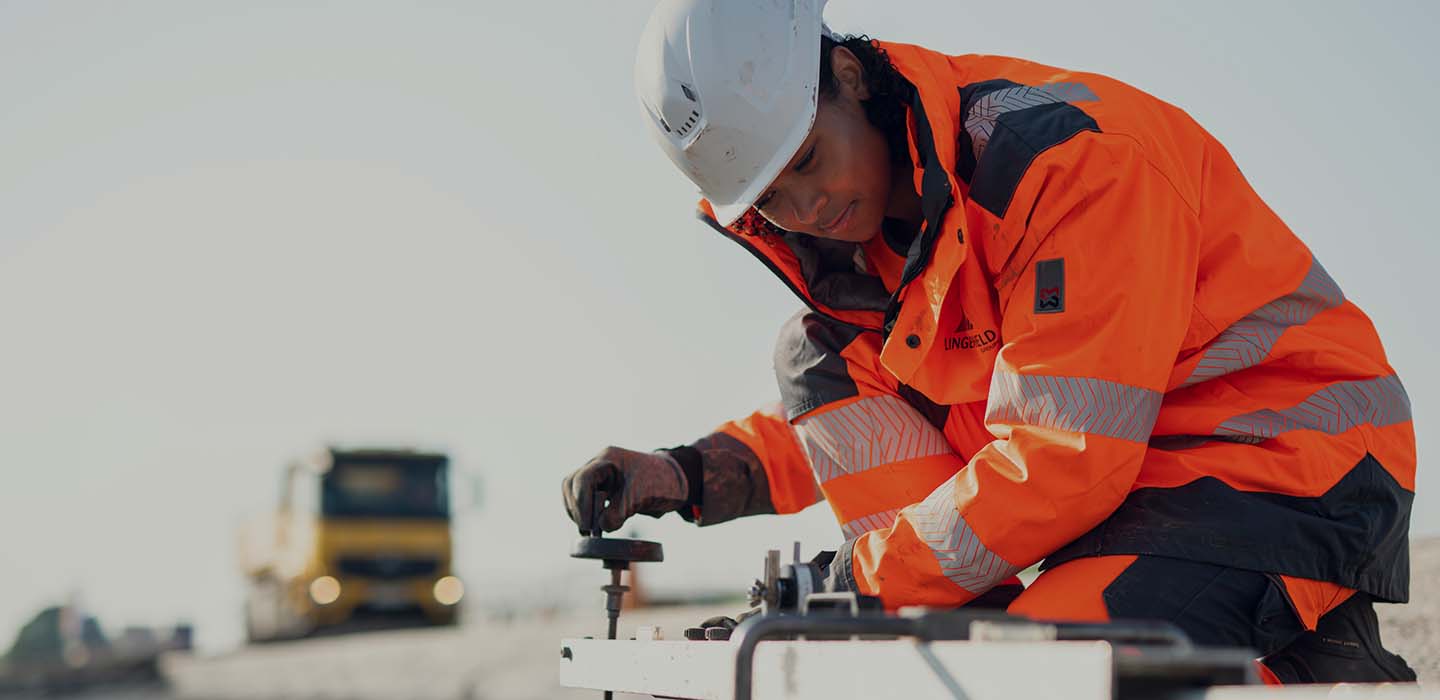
[
  {"x1": 955, "y1": 79, "x2": 1023, "y2": 185},
  {"x1": 956, "y1": 81, "x2": 1101, "y2": 219},
  {"x1": 774, "y1": 310, "x2": 865, "y2": 421}
]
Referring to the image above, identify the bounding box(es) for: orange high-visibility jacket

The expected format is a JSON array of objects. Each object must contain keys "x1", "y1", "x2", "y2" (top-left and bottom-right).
[{"x1": 685, "y1": 42, "x2": 1414, "y2": 610}]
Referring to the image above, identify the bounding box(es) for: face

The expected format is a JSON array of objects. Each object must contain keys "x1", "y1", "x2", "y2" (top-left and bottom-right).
[{"x1": 752, "y1": 47, "x2": 893, "y2": 243}]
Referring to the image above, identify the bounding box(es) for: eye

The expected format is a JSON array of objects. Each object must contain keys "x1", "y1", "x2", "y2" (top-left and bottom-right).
[
  {"x1": 753, "y1": 142, "x2": 816, "y2": 213},
  {"x1": 795, "y1": 145, "x2": 817, "y2": 171}
]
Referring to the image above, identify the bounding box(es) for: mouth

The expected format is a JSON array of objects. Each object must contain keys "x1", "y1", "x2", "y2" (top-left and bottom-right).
[{"x1": 819, "y1": 201, "x2": 856, "y2": 237}]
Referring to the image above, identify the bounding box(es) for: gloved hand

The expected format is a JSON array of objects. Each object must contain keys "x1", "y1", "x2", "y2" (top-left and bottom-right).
[
  {"x1": 684, "y1": 607, "x2": 761, "y2": 641},
  {"x1": 562, "y1": 446, "x2": 692, "y2": 535},
  {"x1": 810, "y1": 550, "x2": 841, "y2": 590}
]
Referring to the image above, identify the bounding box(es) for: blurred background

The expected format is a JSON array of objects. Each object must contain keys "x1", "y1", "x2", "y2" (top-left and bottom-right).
[{"x1": 1, "y1": 1, "x2": 1436, "y2": 697}]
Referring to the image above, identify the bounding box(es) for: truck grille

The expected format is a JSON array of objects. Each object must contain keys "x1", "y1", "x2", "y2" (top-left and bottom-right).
[{"x1": 336, "y1": 555, "x2": 439, "y2": 580}]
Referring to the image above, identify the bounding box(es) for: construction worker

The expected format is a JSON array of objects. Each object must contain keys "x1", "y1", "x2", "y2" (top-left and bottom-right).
[{"x1": 562, "y1": 0, "x2": 1417, "y2": 683}]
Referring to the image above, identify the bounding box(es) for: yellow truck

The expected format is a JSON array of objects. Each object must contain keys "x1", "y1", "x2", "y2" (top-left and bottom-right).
[{"x1": 240, "y1": 447, "x2": 463, "y2": 642}]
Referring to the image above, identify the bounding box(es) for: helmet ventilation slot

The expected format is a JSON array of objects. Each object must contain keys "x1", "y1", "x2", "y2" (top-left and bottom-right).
[{"x1": 674, "y1": 109, "x2": 700, "y2": 137}]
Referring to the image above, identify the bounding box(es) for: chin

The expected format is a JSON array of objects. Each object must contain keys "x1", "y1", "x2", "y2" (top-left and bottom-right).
[
  {"x1": 845, "y1": 210, "x2": 884, "y2": 243},
  {"x1": 845, "y1": 228, "x2": 880, "y2": 244}
]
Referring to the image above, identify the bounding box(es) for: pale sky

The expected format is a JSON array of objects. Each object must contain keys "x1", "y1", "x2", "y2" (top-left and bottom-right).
[{"x1": 1, "y1": 1, "x2": 1436, "y2": 652}]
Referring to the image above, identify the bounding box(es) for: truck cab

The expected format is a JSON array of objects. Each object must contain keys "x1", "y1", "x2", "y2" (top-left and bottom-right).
[{"x1": 241, "y1": 447, "x2": 462, "y2": 642}]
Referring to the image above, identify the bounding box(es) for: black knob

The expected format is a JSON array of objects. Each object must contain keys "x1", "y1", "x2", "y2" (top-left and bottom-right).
[{"x1": 570, "y1": 537, "x2": 664, "y2": 564}]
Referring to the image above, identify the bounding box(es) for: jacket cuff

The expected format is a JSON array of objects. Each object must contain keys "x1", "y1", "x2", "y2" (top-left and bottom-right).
[
  {"x1": 660, "y1": 445, "x2": 703, "y2": 516},
  {"x1": 665, "y1": 432, "x2": 775, "y2": 526}
]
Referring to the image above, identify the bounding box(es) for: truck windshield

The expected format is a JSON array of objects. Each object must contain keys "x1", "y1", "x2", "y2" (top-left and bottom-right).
[{"x1": 321, "y1": 459, "x2": 449, "y2": 519}]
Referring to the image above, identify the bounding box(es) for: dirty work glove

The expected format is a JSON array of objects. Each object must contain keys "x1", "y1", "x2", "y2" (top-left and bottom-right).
[
  {"x1": 819, "y1": 547, "x2": 882, "y2": 611},
  {"x1": 684, "y1": 607, "x2": 761, "y2": 641},
  {"x1": 562, "y1": 446, "x2": 695, "y2": 535},
  {"x1": 814, "y1": 548, "x2": 850, "y2": 592}
]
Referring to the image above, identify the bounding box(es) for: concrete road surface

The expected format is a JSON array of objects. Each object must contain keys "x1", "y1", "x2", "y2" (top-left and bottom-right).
[
  {"x1": 163, "y1": 605, "x2": 733, "y2": 700},
  {"x1": 162, "y1": 539, "x2": 1438, "y2": 700}
]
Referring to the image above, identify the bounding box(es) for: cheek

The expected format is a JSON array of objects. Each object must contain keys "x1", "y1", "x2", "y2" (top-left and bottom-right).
[
  {"x1": 862, "y1": 129, "x2": 894, "y2": 197},
  {"x1": 830, "y1": 131, "x2": 890, "y2": 202},
  {"x1": 826, "y1": 115, "x2": 888, "y2": 198},
  {"x1": 847, "y1": 129, "x2": 892, "y2": 226}
]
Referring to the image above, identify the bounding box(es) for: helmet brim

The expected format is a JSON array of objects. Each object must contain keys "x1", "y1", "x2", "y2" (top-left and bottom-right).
[{"x1": 708, "y1": 94, "x2": 818, "y2": 229}]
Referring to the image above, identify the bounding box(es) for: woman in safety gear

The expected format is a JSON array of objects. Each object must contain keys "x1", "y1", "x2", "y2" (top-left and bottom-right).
[{"x1": 562, "y1": 0, "x2": 1417, "y2": 683}]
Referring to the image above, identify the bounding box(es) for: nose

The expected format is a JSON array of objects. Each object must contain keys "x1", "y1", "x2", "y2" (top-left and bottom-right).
[{"x1": 791, "y1": 187, "x2": 828, "y2": 228}]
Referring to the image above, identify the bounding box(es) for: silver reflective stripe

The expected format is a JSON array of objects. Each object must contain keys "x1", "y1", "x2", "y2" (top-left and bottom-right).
[
  {"x1": 908, "y1": 479, "x2": 1020, "y2": 593},
  {"x1": 1182, "y1": 258, "x2": 1344, "y2": 388},
  {"x1": 794, "y1": 394, "x2": 951, "y2": 484},
  {"x1": 987, "y1": 370, "x2": 1163, "y2": 443},
  {"x1": 966, "y1": 82, "x2": 1098, "y2": 161},
  {"x1": 1215, "y1": 375, "x2": 1411, "y2": 441},
  {"x1": 840, "y1": 508, "x2": 901, "y2": 540}
]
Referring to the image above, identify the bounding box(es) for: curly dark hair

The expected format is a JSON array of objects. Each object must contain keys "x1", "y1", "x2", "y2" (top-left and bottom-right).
[
  {"x1": 731, "y1": 34, "x2": 914, "y2": 238},
  {"x1": 819, "y1": 35, "x2": 914, "y2": 168}
]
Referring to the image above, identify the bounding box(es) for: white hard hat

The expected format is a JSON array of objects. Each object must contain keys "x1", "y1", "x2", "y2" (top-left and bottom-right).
[{"x1": 635, "y1": 0, "x2": 831, "y2": 227}]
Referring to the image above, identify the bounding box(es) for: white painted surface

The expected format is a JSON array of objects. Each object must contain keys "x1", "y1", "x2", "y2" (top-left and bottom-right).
[{"x1": 559, "y1": 638, "x2": 1113, "y2": 700}]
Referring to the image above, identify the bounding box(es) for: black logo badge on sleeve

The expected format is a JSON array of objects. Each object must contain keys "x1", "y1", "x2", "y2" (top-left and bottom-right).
[{"x1": 1034, "y1": 258, "x2": 1065, "y2": 314}]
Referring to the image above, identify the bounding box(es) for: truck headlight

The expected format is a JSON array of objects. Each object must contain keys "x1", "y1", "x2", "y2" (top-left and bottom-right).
[
  {"x1": 432, "y1": 576, "x2": 464, "y2": 606},
  {"x1": 309, "y1": 576, "x2": 342, "y2": 605}
]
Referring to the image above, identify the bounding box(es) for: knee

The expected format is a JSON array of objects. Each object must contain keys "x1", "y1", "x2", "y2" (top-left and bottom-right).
[{"x1": 1006, "y1": 555, "x2": 1136, "y2": 623}]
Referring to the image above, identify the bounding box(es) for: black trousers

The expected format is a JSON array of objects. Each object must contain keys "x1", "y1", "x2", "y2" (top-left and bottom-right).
[{"x1": 1097, "y1": 555, "x2": 1417, "y2": 684}]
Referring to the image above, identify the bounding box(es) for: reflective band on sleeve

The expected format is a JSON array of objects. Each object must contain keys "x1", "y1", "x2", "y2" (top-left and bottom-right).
[
  {"x1": 908, "y1": 479, "x2": 1020, "y2": 594},
  {"x1": 1215, "y1": 375, "x2": 1412, "y2": 441},
  {"x1": 840, "y1": 508, "x2": 901, "y2": 540},
  {"x1": 987, "y1": 370, "x2": 1163, "y2": 443},
  {"x1": 1182, "y1": 258, "x2": 1344, "y2": 388},
  {"x1": 793, "y1": 394, "x2": 952, "y2": 484}
]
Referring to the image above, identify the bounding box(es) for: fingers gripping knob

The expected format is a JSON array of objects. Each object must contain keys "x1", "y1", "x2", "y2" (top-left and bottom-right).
[{"x1": 571, "y1": 493, "x2": 662, "y2": 565}]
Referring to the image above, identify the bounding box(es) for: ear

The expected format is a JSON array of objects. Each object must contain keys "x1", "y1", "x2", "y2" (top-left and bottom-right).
[{"x1": 829, "y1": 46, "x2": 871, "y2": 101}]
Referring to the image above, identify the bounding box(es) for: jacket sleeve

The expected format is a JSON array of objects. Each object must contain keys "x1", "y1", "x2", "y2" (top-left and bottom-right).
[
  {"x1": 845, "y1": 135, "x2": 1199, "y2": 608},
  {"x1": 669, "y1": 401, "x2": 822, "y2": 526}
]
